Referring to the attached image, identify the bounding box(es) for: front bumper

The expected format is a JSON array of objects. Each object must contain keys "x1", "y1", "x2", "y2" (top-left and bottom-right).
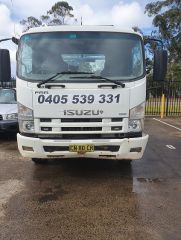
[
  {"x1": 17, "y1": 133, "x2": 149, "y2": 160},
  {"x1": 0, "y1": 120, "x2": 18, "y2": 132}
]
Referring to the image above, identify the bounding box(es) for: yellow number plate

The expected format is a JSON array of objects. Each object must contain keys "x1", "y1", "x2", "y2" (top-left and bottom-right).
[{"x1": 69, "y1": 144, "x2": 94, "y2": 153}]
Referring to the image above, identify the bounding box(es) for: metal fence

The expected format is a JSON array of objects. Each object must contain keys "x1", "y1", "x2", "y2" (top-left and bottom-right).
[{"x1": 146, "y1": 80, "x2": 181, "y2": 116}]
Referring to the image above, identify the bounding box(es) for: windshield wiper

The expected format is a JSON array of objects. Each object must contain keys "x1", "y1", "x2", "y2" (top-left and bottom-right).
[
  {"x1": 70, "y1": 75, "x2": 125, "y2": 88},
  {"x1": 0, "y1": 102, "x2": 14, "y2": 104},
  {"x1": 37, "y1": 71, "x2": 93, "y2": 88}
]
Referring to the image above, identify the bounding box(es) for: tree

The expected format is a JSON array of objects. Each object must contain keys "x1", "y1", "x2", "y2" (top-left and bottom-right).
[
  {"x1": 20, "y1": 17, "x2": 42, "y2": 32},
  {"x1": 47, "y1": 1, "x2": 74, "y2": 25},
  {"x1": 145, "y1": 0, "x2": 181, "y2": 63},
  {"x1": 20, "y1": 1, "x2": 74, "y2": 31},
  {"x1": 145, "y1": 0, "x2": 181, "y2": 81}
]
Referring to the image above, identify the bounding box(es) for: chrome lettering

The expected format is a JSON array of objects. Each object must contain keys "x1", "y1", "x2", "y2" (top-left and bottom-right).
[{"x1": 63, "y1": 110, "x2": 104, "y2": 116}]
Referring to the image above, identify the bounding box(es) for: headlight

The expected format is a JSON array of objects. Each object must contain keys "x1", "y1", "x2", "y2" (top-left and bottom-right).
[
  {"x1": 129, "y1": 102, "x2": 145, "y2": 132},
  {"x1": 6, "y1": 113, "x2": 18, "y2": 120},
  {"x1": 18, "y1": 103, "x2": 34, "y2": 133},
  {"x1": 128, "y1": 119, "x2": 143, "y2": 132},
  {"x1": 19, "y1": 120, "x2": 35, "y2": 133}
]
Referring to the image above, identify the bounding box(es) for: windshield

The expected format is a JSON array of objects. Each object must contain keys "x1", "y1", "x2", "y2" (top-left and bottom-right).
[
  {"x1": 17, "y1": 31, "x2": 144, "y2": 82},
  {"x1": 0, "y1": 89, "x2": 16, "y2": 104}
]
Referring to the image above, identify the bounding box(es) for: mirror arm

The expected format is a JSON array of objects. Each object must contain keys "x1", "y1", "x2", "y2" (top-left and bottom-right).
[
  {"x1": 0, "y1": 38, "x2": 12, "y2": 43},
  {"x1": 144, "y1": 38, "x2": 164, "y2": 49},
  {"x1": 0, "y1": 37, "x2": 19, "y2": 45}
]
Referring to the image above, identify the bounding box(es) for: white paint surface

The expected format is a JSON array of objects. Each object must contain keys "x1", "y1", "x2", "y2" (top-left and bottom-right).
[
  {"x1": 166, "y1": 145, "x2": 176, "y2": 150},
  {"x1": 153, "y1": 118, "x2": 181, "y2": 131}
]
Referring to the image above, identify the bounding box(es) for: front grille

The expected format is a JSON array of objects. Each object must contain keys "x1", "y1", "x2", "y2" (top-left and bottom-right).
[
  {"x1": 40, "y1": 118, "x2": 122, "y2": 123},
  {"x1": 43, "y1": 145, "x2": 120, "y2": 152},
  {"x1": 37, "y1": 117, "x2": 126, "y2": 137},
  {"x1": 0, "y1": 115, "x2": 2, "y2": 121}
]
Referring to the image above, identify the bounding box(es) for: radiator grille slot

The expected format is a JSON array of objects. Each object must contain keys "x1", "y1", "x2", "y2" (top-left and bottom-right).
[
  {"x1": 111, "y1": 126, "x2": 122, "y2": 131},
  {"x1": 40, "y1": 118, "x2": 51, "y2": 122},
  {"x1": 61, "y1": 127, "x2": 102, "y2": 132},
  {"x1": 43, "y1": 145, "x2": 120, "y2": 152},
  {"x1": 111, "y1": 118, "x2": 123, "y2": 122},
  {"x1": 41, "y1": 127, "x2": 52, "y2": 131},
  {"x1": 38, "y1": 133, "x2": 127, "y2": 139},
  {"x1": 61, "y1": 118, "x2": 102, "y2": 123},
  {"x1": 53, "y1": 134, "x2": 125, "y2": 139}
]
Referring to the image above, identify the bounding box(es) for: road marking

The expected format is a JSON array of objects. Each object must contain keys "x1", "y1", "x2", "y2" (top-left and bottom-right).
[
  {"x1": 153, "y1": 118, "x2": 181, "y2": 131},
  {"x1": 166, "y1": 145, "x2": 176, "y2": 150}
]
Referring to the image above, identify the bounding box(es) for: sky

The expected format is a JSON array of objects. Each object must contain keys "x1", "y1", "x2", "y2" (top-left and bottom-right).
[{"x1": 0, "y1": 0, "x2": 155, "y2": 76}]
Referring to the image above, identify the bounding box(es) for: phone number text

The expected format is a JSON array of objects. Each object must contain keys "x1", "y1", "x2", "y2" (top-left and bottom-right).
[{"x1": 37, "y1": 94, "x2": 120, "y2": 104}]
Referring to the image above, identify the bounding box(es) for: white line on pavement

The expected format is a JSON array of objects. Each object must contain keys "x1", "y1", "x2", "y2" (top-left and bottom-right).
[
  {"x1": 166, "y1": 145, "x2": 176, "y2": 150},
  {"x1": 153, "y1": 118, "x2": 181, "y2": 131}
]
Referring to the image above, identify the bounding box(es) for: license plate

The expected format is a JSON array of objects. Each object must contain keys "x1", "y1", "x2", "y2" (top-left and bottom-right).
[{"x1": 69, "y1": 144, "x2": 94, "y2": 153}]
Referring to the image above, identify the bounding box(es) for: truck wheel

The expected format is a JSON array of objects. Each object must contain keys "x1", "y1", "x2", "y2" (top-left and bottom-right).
[
  {"x1": 32, "y1": 158, "x2": 48, "y2": 164},
  {"x1": 126, "y1": 160, "x2": 132, "y2": 164},
  {"x1": 118, "y1": 160, "x2": 132, "y2": 165}
]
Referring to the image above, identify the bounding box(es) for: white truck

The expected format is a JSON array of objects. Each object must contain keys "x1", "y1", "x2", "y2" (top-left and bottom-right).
[{"x1": 0, "y1": 26, "x2": 167, "y2": 163}]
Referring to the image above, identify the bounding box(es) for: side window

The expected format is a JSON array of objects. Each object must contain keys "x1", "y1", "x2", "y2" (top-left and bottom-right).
[
  {"x1": 19, "y1": 43, "x2": 32, "y2": 76},
  {"x1": 132, "y1": 42, "x2": 143, "y2": 77}
]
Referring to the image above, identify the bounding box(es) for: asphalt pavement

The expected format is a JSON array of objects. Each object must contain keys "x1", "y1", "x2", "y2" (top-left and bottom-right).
[{"x1": 0, "y1": 118, "x2": 180, "y2": 240}]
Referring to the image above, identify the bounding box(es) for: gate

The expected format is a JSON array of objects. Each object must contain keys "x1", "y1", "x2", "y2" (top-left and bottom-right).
[{"x1": 146, "y1": 81, "x2": 181, "y2": 116}]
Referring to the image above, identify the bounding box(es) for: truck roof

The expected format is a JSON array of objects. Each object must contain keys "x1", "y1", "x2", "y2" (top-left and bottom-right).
[{"x1": 24, "y1": 25, "x2": 142, "y2": 37}]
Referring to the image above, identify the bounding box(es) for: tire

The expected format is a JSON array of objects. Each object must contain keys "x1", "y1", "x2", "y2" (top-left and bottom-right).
[
  {"x1": 122, "y1": 160, "x2": 132, "y2": 164},
  {"x1": 117, "y1": 160, "x2": 132, "y2": 165},
  {"x1": 32, "y1": 158, "x2": 48, "y2": 164},
  {"x1": 0, "y1": 49, "x2": 11, "y2": 84}
]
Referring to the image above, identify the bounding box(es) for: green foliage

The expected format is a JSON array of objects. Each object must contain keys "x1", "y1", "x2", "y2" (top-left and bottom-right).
[
  {"x1": 167, "y1": 62, "x2": 181, "y2": 81},
  {"x1": 20, "y1": 1, "x2": 74, "y2": 31},
  {"x1": 47, "y1": 1, "x2": 74, "y2": 25},
  {"x1": 145, "y1": 0, "x2": 181, "y2": 63},
  {"x1": 20, "y1": 17, "x2": 42, "y2": 31},
  {"x1": 145, "y1": 0, "x2": 181, "y2": 81}
]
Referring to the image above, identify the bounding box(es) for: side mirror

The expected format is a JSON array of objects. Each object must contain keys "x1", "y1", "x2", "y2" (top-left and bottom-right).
[
  {"x1": 12, "y1": 37, "x2": 19, "y2": 45},
  {"x1": 153, "y1": 50, "x2": 167, "y2": 81},
  {"x1": 0, "y1": 49, "x2": 11, "y2": 84}
]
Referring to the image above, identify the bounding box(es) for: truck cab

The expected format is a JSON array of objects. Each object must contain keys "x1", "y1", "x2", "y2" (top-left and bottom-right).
[{"x1": 0, "y1": 25, "x2": 167, "y2": 162}]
